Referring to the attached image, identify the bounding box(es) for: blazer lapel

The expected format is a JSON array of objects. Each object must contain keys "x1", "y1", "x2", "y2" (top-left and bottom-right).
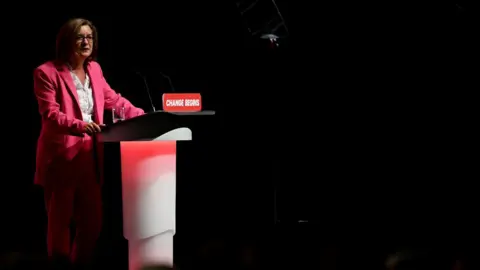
[
  {"x1": 58, "y1": 64, "x2": 80, "y2": 110},
  {"x1": 86, "y1": 62, "x2": 102, "y2": 123}
]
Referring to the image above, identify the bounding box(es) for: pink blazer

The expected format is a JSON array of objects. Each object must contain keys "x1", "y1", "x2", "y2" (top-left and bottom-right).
[{"x1": 33, "y1": 60, "x2": 145, "y2": 186}]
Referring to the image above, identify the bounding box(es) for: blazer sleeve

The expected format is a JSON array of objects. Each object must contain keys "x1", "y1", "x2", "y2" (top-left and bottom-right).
[
  {"x1": 98, "y1": 65, "x2": 145, "y2": 119},
  {"x1": 33, "y1": 68, "x2": 87, "y2": 136}
]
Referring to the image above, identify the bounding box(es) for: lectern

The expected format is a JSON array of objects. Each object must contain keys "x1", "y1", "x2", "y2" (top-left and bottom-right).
[{"x1": 97, "y1": 110, "x2": 215, "y2": 270}]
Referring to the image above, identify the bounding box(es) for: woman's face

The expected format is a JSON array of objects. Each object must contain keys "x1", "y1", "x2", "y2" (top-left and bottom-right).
[{"x1": 73, "y1": 25, "x2": 93, "y2": 61}]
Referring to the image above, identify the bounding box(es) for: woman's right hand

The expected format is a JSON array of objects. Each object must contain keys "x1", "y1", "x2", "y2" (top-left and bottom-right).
[{"x1": 84, "y1": 122, "x2": 102, "y2": 135}]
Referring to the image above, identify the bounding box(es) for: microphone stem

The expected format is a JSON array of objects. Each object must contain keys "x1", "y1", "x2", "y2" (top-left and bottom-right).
[
  {"x1": 160, "y1": 72, "x2": 175, "y2": 92},
  {"x1": 136, "y1": 72, "x2": 156, "y2": 112}
]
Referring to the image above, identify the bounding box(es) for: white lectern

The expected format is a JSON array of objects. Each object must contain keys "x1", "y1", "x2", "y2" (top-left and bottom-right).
[{"x1": 97, "y1": 110, "x2": 215, "y2": 270}]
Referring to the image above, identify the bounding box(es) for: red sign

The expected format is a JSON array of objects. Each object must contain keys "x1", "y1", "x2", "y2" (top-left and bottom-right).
[{"x1": 162, "y1": 93, "x2": 202, "y2": 112}]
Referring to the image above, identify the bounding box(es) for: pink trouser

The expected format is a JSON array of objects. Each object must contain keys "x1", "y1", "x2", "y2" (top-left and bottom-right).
[{"x1": 44, "y1": 138, "x2": 102, "y2": 264}]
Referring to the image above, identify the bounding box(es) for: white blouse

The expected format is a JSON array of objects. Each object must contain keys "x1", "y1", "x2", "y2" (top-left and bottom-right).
[{"x1": 69, "y1": 69, "x2": 94, "y2": 123}]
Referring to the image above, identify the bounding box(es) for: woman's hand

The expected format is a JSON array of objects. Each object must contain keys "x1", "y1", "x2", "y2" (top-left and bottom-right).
[{"x1": 84, "y1": 122, "x2": 102, "y2": 135}]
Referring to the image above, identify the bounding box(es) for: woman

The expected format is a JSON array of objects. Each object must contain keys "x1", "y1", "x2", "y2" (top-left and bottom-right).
[{"x1": 33, "y1": 18, "x2": 144, "y2": 268}]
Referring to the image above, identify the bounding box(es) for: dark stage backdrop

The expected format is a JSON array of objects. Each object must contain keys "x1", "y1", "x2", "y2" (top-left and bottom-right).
[{"x1": 1, "y1": 1, "x2": 477, "y2": 264}]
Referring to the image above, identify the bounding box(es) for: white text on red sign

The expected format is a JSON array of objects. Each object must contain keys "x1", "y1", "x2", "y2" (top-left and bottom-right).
[{"x1": 165, "y1": 99, "x2": 200, "y2": 107}]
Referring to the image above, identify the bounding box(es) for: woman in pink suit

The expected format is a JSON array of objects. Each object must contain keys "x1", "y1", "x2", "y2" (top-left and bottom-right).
[{"x1": 33, "y1": 18, "x2": 144, "y2": 268}]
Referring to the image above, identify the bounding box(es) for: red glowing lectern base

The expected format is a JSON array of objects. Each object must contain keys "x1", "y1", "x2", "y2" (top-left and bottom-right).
[
  {"x1": 97, "y1": 110, "x2": 214, "y2": 270},
  {"x1": 121, "y1": 141, "x2": 177, "y2": 269}
]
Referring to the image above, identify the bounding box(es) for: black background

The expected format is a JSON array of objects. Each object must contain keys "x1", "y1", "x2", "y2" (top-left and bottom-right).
[{"x1": 0, "y1": 1, "x2": 478, "y2": 268}]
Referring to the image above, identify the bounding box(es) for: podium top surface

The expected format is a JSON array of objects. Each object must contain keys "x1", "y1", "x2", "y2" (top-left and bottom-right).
[
  {"x1": 162, "y1": 110, "x2": 215, "y2": 116},
  {"x1": 97, "y1": 110, "x2": 215, "y2": 142}
]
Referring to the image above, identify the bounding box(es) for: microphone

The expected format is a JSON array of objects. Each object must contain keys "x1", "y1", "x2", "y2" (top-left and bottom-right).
[
  {"x1": 135, "y1": 71, "x2": 156, "y2": 112},
  {"x1": 159, "y1": 71, "x2": 176, "y2": 92}
]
